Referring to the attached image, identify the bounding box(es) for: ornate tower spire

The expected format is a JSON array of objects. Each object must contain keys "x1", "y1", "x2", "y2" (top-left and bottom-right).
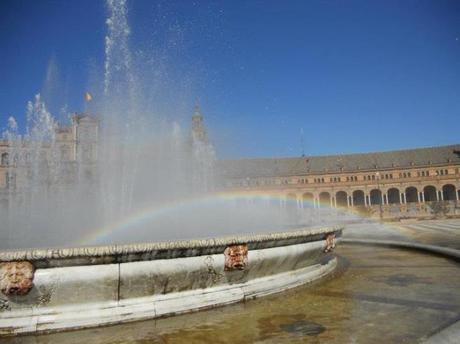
[{"x1": 191, "y1": 103, "x2": 208, "y2": 144}]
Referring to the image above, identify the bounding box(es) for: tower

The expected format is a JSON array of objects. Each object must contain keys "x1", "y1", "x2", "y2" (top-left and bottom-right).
[
  {"x1": 72, "y1": 113, "x2": 99, "y2": 164},
  {"x1": 191, "y1": 104, "x2": 208, "y2": 144},
  {"x1": 72, "y1": 113, "x2": 99, "y2": 182},
  {"x1": 190, "y1": 104, "x2": 215, "y2": 192}
]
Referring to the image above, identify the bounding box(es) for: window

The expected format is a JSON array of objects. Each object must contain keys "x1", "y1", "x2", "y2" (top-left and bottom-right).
[
  {"x1": 1, "y1": 153, "x2": 8, "y2": 166},
  {"x1": 5, "y1": 172, "x2": 15, "y2": 189}
]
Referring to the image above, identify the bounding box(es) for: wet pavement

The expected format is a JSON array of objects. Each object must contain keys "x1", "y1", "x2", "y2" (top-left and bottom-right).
[
  {"x1": 5, "y1": 244, "x2": 460, "y2": 344},
  {"x1": 343, "y1": 218, "x2": 460, "y2": 249}
]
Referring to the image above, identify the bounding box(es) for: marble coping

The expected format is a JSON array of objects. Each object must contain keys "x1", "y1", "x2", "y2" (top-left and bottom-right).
[{"x1": 0, "y1": 225, "x2": 343, "y2": 268}]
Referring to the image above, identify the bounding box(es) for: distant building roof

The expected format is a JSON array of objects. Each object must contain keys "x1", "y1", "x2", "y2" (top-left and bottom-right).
[{"x1": 217, "y1": 144, "x2": 460, "y2": 178}]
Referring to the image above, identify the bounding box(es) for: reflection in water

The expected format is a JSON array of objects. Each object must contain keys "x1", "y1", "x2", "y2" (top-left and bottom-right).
[
  {"x1": 4, "y1": 245, "x2": 460, "y2": 344},
  {"x1": 371, "y1": 273, "x2": 434, "y2": 287}
]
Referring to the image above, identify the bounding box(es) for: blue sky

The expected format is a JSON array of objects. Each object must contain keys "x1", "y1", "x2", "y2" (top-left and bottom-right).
[{"x1": 1, "y1": 0, "x2": 459, "y2": 159}]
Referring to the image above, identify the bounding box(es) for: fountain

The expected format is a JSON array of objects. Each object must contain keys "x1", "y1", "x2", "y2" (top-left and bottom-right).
[{"x1": 0, "y1": 0, "x2": 342, "y2": 336}]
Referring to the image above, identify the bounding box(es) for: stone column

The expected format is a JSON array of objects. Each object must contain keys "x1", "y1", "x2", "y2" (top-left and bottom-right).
[
  {"x1": 381, "y1": 192, "x2": 385, "y2": 205},
  {"x1": 417, "y1": 191, "x2": 420, "y2": 203},
  {"x1": 439, "y1": 190, "x2": 444, "y2": 201},
  {"x1": 350, "y1": 196, "x2": 354, "y2": 207}
]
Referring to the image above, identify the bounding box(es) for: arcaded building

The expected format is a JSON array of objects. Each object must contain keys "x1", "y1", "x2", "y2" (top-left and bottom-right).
[
  {"x1": 218, "y1": 145, "x2": 460, "y2": 219},
  {"x1": 1, "y1": 109, "x2": 460, "y2": 219}
]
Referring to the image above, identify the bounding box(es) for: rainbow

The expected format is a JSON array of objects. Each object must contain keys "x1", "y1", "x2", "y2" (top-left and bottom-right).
[{"x1": 78, "y1": 191, "x2": 356, "y2": 245}]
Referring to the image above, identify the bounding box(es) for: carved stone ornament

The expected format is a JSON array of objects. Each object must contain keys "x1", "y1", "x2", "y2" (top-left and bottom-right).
[
  {"x1": 224, "y1": 244, "x2": 248, "y2": 271},
  {"x1": 324, "y1": 234, "x2": 336, "y2": 253},
  {"x1": 0, "y1": 261, "x2": 35, "y2": 296}
]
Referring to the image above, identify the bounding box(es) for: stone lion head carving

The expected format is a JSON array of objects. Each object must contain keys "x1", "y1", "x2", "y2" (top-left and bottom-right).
[
  {"x1": 0, "y1": 261, "x2": 35, "y2": 296},
  {"x1": 224, "y1": 244, "x2": 248, "y2": 271}
]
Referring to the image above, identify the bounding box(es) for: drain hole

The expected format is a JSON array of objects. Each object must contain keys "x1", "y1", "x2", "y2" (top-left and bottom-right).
[{"x1": 279, "y1": 320, "x2": 326, "y2": 336}]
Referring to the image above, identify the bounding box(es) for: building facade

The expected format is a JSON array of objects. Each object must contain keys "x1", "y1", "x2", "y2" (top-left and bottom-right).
[
  {"x1": 0, "y1": 114, "x2": 98, "y2": 194},
  {"x1": 218, "y1": 145, "x2": 460, "y2": 219},
  {"x1": 1, "y1": 109, "x2": 460, "y2": 220}
]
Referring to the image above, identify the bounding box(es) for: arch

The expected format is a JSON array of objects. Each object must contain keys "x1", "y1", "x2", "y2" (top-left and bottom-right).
[
  {"x1": 302, "y1": 192, "x2": 314, "y2": 208},
  {"x1": 286, "y1": 193, "x2": 297, "y2": 208},
  {"x1": 423, "y1": 185, "x2": 437, "y2": 202},
  {"x1": 387, "y1": 188, "x2": 400, "y2": 204},
  {"x1": 352, "y1": 190, "x2": 365, "y2": 206},
  {"x1": 369, "y1": 189, "x2": 382, "y2": 205},
  {"x1": 442, "y1": 184, "x2": 456, "y2": 201},
  {"x1": 319, "y1": 192, "x2": 331, "y2": 207},
  {"x1": 335, "y1": 191, "x2": 348, "y2": 207},
  {"x1": 405, "y1": 186, "x2": 418, "y2": 203},
  {"x1": 1, "y1": 153, "x2": 8, "y2": 166}
]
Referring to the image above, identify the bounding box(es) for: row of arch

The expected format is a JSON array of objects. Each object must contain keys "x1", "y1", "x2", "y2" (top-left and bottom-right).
[{"x1": 286, "y1": 184, "x2": 459, "y2": 208}]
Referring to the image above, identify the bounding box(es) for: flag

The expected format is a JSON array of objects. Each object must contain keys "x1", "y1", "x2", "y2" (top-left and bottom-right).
[{"x1": 84, "y1": 92, "x2": 93, "y2": 102}]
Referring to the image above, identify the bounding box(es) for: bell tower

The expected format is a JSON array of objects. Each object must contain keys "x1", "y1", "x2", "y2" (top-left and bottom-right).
[{"x1": 191, "y1": 104, "x2": 208, "y2": 144}]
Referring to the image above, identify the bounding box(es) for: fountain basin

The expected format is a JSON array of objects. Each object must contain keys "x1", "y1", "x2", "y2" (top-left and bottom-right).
[{"x1": 0, "y1": 225, "x2": 342, "y2": 336}]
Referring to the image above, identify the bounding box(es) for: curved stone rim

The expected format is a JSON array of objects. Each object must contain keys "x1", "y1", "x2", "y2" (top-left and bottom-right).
[{"x1": 0, "y1": 225, "x2": 343, "y2": 263}]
